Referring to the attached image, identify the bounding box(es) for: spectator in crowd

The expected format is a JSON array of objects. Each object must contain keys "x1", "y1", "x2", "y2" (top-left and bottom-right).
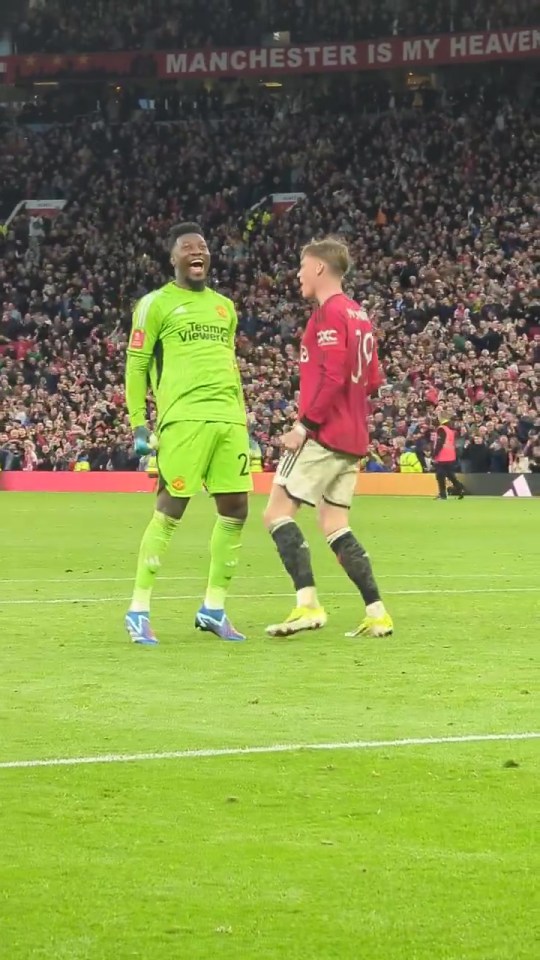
[
  {"x1": 399, "y1": 438, "x2": 423, "y2": 473},
  {"x1": 10, "y1": 0, "x2": 538, "y2": 54},
  {"x1": 463, "y1": 435, "x2": 492, "y2": 474},
  {"x1": 524, "y1": 431, "x2": 540, "y2": 473},
  {"x1": 0, "y1": 76, "x2": 538, "y2": 473},
  {"x1": 489, "y1": 435, "x2": 511, "y2": 473},
  {"x1": 361, "y1": 445, "x2": 391, "y2": 473}
]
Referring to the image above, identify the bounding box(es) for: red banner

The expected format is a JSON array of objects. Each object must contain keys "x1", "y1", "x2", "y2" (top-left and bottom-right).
[
  {"x1": 1, "y1": 27, "x2": 538, "y2": 82},
  {"x1": 1, "y1": 51, "x2": 141, "y2": 82},
  {"x1": 159, "y1": 28, "x2": 540, "y2": 77}
]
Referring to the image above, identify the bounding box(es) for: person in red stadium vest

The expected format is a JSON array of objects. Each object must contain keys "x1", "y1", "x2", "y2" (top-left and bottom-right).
[{"x1": 433, "y1": 415, "x2": 466, "y2": 501}]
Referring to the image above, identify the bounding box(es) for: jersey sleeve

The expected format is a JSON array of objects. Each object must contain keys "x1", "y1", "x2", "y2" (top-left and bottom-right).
[
  {"x1": 300, "y1": 302, "x2": 348, "y2": 430},
  {"x1": 125, "y1": 294, "x2": 162, "y2": 429},
  {"x1": 227, "y1": 299, "x2": 238, "y2": 349},
  {"x1": 366, "y1": 336, "x2": 383, "y2": 396},
  {"x1": 227, "y1": 300, "x2": 246, "y2": 416}
]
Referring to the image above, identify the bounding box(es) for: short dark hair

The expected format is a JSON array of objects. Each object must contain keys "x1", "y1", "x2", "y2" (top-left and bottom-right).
[{"x1": 168, "y1": 222, "x2": 204, "y2": 251}]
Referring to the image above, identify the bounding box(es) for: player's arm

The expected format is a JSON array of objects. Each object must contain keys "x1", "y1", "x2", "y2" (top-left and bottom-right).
[
  {"x1": 300, "y1": 305, "x2": 348, "y2": 432},
  {"x1": 125, "y1": 295, "x2": 162, "y2": 437},
  {"x1": 227, "y1": 301, "x2": 246, "y2": 412},
  {"x1": 366, "y1": 337, "x2": 383, "y2": 396}
]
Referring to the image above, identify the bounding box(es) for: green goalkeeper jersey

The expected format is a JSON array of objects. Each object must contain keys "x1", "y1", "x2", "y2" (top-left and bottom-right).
[{"x1": 125, "y1": 283, "x2": 246, "y2": 431}]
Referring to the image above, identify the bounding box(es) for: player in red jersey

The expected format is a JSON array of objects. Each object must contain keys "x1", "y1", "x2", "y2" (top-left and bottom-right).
[{"x1": 263, "y1": 236, "x2": 393, "y2": 638}]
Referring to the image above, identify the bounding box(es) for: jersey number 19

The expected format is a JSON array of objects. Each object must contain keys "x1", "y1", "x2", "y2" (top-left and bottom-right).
[{"x1": 351, "y1": 329, "x2": 374, "y2": 384}]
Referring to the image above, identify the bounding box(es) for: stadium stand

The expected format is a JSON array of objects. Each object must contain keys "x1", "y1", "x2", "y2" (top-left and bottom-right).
[
  {"x1": 9, "y1": 0, "x2": 538, "y2": 54},
  {"x1": 0, "y1": 59, "x2": 538, "y2": 474}
]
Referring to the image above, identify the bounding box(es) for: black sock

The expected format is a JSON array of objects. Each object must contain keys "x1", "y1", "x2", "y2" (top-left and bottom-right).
[
  {"x1": 328, "y1": 529, "x2": 381, "y2": 606},
  {"x1": 270, "y1": 519, "x2": 315, "y2": 591}
]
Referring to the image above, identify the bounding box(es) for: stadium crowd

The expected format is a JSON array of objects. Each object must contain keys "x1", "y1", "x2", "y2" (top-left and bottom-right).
[
  {"x1": 10, "y1": 0, "x2": 538, "y2": 54},
  {"x1": 0, "y1": 79, "x2": 539, "y2": 475}
]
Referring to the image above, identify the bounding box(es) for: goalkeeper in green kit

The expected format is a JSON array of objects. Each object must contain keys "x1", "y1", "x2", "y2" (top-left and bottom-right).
[{"x1": 124, "y1": 223, "x2": 252, "y2": 644}]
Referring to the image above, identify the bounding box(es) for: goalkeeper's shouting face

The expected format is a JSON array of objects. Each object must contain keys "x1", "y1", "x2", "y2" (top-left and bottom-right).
[{"x1": 169, "y1": 221, "x2": 211, "y2": 292}]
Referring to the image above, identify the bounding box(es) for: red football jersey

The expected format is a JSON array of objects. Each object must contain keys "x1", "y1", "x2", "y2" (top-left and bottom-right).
[{"x1": 298, "y1": 292, "x2": 381, "y2": 457}]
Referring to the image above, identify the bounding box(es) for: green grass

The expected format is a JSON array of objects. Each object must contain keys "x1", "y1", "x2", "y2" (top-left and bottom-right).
[{"x1": 1, "y1": 494, "x2": 539, "y2": 959}]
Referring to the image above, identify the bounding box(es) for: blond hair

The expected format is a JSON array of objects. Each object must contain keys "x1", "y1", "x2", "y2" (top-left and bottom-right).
[{"x1": 301, "y1": 236, "x2": 351, "y2": 277}]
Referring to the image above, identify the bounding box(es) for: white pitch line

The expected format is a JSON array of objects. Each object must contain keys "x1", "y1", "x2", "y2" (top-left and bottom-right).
[
  {"x1": 2, "y1": 587, "x2": 539, "y2": 606},
  {"x1": 0, "y1": 732, "x2": 538, "y2": 771},
  {"x1": 1, "y1": 573, "x2": 533, "y2": 585},
  {"x1": 0, "y1": 573, "x2": 530, "y2": 585}
]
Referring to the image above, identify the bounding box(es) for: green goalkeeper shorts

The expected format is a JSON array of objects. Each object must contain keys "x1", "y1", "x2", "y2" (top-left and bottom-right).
[{"x1": 157, "y1": 421, "x2": 253, "y2": 498}]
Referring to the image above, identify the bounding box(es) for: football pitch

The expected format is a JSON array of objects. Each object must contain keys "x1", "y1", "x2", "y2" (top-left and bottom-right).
[{"x1": 1, "y1": 493, "x2": 538, "y2": 960}]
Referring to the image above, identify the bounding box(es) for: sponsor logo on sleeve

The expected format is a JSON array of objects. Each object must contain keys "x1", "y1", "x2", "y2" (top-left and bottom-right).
[
  {"x1": 130, "y1": 329, "x2": 146, "y2": 350},
  {"x1": 317, "y1": 328, "x2": 339, "y2": 346}
]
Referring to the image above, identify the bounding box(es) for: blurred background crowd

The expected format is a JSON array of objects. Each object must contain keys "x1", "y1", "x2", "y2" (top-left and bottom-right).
[
  {"x1": 9, "y1": 0, "x2": 539, "y2": 54},
  {"x1": 0, "y1": 1, "x2": 539, "y2": 475}
]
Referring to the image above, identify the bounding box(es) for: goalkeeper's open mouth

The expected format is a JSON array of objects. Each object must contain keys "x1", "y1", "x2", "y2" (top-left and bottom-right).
[{"x1": 188, "y1": 257, "x2": 206, "y2": 279}]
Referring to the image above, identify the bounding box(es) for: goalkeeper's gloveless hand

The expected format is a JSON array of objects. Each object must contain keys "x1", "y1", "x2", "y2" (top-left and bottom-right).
[{"x1": 133, "y1": 425, "x2": 153, "y2": 456}]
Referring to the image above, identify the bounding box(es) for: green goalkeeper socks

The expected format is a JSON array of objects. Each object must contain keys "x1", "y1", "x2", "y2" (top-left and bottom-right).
[
  {"x1": 204, "y1": 515, "x2": 245, "y2": 610},
  {"x1": 130, "y1": 511, "x2": 244, "y2": 615},
  {"x1": 130, "y1": 510, "x2": 180, "y2": 611}
]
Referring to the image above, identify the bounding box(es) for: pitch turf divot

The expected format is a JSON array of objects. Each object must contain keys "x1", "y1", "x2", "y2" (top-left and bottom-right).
[{"x1": 0, "y1": 732, "x2": 538, "y2": 771}]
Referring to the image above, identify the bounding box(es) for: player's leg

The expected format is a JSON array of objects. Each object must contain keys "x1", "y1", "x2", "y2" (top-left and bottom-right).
[
  {"x1": 317, "y1": 459, "x2": 392, "y2": 638},
  {"x1": 125, "y1": 423, "x2": 204, "y2": 645},
  {"x1": 263, "y1": 442, "x2": 328, "y2": 636},
  {"x1": 196, "y1": 423, "x2": 252, "y2": 641}
]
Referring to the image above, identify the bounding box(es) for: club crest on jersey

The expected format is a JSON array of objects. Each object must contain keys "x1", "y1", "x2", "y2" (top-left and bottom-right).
[
  {"x1": 216, "y1": 306, "x2": 228, "y2": 318},
  {"x1": 130, "y1": 330, "x2": 145, "y2": 350},
  {"x1": 317, "y1": 329, "x2": 338, "y2": 346},
  {"x1": 171, "y1": 477, "x2": 185, "y2": 492},
  {"x1": 300, "y1": 345, "x2": 309, "y2": 363}
]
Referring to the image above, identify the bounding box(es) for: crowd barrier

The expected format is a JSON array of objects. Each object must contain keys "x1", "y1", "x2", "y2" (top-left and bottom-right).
[
  {"x1": 1, "y1": 472, "x2": 539, "y2": 496},
  {"x1": 456, "y1": 473, "x2": 539, "y2": 498},
  {"x1": 0, "y1": 471, "x2": 437, "y2": 495}
]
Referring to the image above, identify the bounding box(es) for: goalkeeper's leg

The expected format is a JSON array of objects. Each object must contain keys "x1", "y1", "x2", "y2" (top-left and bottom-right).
[
  {"x1": 196, "y1": 423, "x2": 252, "y2": 641},
  {"x1": 125, "y1": 492, "x2": 188, "y2": 645},
  {"x1": 194, "y1": 492, "x2": 248, "y2": 641},
  {"x1": 125, "y1": 421, "x2": 203, "y2": 645}
]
